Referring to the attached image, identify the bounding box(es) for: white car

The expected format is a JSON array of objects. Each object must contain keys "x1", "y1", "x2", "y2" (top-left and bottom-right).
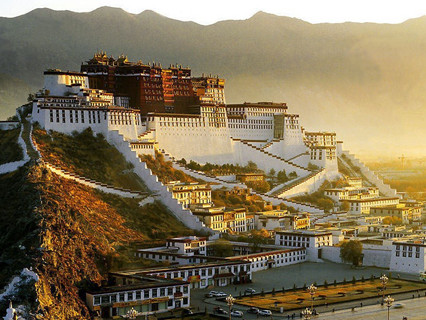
[
  {"x1": 258, "y1": 309, "x2": 272, "y2": 316},
  {"x1": 216, "y1": 292, "x2": 228, "y2": 297},
  {"x1": 209, "y1": 291, "x2": 219, "y2": 296},
  {"x1": 245, "y1": 288, "x2": 256, "y2": 294},
  {"x1": 230, "y1": 310, "x2": 243, "y2": 318}
]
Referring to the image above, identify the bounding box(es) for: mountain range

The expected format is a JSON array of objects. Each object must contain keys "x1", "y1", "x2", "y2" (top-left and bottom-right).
[{"x1": 0, "y1": 7, "x2": 425, "y2": 159}]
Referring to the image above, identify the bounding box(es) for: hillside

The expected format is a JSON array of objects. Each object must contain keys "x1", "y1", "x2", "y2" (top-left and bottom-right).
[
  {"x1": 0, "y1": 7, "x2": 425, "y2": 158},
  {"x1": 0, "y1": 128, "x2": 193, "y2": 318}
]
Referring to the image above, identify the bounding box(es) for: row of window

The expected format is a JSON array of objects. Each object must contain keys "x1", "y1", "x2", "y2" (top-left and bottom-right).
[{"x1": 93, "y1": 285, "x2": 189, "y2": 305}]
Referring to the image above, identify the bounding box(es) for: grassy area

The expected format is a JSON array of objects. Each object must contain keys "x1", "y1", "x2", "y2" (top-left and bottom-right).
[
  {"x1": 96, "y1": 192, "x2": 193, "y2": 239},
  {"x1": 33, "y1": 126, "x2": 147, "y2": 191},
  {"x1": 180, "y1": 159, "x2": 263, "y2": 176},
  {"x1": 140, "y1": 150, "x2": 197, "y2": 184},
  {"x1": 236, "y1": 278, "x2": 426, "y2": 311},
  {"x1": 0, "y1": 127, "x2": 23, "y2": 164},
  {"x1": 212, "y1": 188, "x2": 286, "y2": 213}
]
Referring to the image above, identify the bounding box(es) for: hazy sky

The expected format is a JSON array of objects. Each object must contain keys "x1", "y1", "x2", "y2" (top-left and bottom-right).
[{"x1": 2, "y1": 0, "x2": 426, "y2": 24}]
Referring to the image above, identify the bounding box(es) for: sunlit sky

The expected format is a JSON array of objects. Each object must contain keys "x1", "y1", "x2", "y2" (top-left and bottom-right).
[{"x1": 2, "y1": 0, "x2": 426, "y2": 24}]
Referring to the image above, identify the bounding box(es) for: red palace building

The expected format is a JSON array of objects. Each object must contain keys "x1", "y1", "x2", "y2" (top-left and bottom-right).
[{"x1": 81, "y1": 52, "x2": 197, "y2": 114}]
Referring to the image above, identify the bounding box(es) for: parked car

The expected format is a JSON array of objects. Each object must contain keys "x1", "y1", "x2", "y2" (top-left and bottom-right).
[
  {"x1": 214, "y1": 307, "x2": 228, "y2": 315},
  {"x1": 182, "y1": 308, "x2": 193, "y2": 315},
  {"x1": 230, "y1": 310, "x2": 243, "y2": 318},
  {"x1": 247, "y1": 307, "x2": 259, "y2": 314},
  {"x1": 209, "y1": 291, "x2": 219, "y2": 296},
  {"x1": 393, "y1": 303, "x2": 405, "y2": 309},
  {"x1": 216, "y1": 292, "x2": 227, "y2": 297},
  {"x1": 245, "y1": 288, "x2": 256, "y2": 294},
  {"x1": 258, "y1": 309, "x2": 272, "y2": 316}
]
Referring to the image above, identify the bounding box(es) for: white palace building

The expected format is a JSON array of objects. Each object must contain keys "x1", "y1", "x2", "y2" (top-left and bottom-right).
[{"x1": 32, "y1": 69, "x2": 340, "y2": 181}]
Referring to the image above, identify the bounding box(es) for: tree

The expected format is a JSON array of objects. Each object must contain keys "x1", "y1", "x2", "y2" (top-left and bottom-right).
[
  {"x1": 246, "y1": 161, "x2": 258, "y2": 171},
  {"x1": 268, "y1": 168, "x2": 276, "y2": 177},
  {"x1": 288, "y1": 171, "x2": 298, "y2": 179},
  {"x1": 211, "y1": 239, "x2": 233, "y2": 257},
  {"x1": 340, "y1": 240, "x2": 363, "y2": 266},
  {"x1": 307, "y1": 162, "x2": 319, "y2": 170},
  {"x1": 383, "y1": 216, "x2": 403, "y2": 225},
  {"x1": 340, "y1": 201, "x2": 350, "y2": 211},
  {"x1": 277, "y1": 170, "x2": 288, "y2": 183}
]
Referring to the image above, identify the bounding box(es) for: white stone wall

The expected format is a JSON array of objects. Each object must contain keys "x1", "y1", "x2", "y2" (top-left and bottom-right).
[{"x1": 321, "y1": 246, "x2": 391, "y2": 269}]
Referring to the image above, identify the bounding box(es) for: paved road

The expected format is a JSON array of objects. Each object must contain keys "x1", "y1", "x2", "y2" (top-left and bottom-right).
[{"x1": 317, "y1": 296, "x2": 426, "y2": 320}]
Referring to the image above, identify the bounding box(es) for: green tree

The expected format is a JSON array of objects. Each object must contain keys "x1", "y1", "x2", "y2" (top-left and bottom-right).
[
  {"x1": 211, "y1": 239, "x2": 233, "y2": 257},
  {"x1": 340, "y1": 201, "x2": 350, "y2": 211},
  {"x1": 288, "y1": 171, "x2": 298, "y2": 179},
  {"x1": 277, "y1": 170, "x2": 288, "y2": 183},
  {"x1": 268, "y1": 168, "x2": 276, "y2": 177},
  {"x1": 307, "y1": 162, "x2": 319, "y2": 170},
  {"x1": 340, "y1": 240, "x2": 363, "y2": 266}
]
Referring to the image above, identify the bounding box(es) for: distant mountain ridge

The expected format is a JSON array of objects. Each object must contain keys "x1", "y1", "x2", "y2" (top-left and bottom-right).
[{"x1": 0, "y1": 7, "x2": 425, "y2": 158}]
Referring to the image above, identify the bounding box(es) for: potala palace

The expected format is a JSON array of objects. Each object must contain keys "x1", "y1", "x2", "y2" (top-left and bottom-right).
[
  {"x1": 33, "y1": 53, "x2": 340, "y2": 182},
  {"x1": 30, "y1": 53, "x2": 401, "y2": 228}
]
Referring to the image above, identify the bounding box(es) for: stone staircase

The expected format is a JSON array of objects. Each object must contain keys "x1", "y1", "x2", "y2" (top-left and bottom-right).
[
  {"x1": 233, "y1": 138, "x2": 312, "y2": 174},
  {"x1": 285, "y1": 151, "x2": 310, "y2": 162},
  {"x1": 340, "y1": 151, "x2": 399, "y2": 198},
  {"x1": 138, "y1": 128, "x2": 156, "y2": 140},
  {"x1": 260, "y1": 139, "x2": 280, "y2": 150}
]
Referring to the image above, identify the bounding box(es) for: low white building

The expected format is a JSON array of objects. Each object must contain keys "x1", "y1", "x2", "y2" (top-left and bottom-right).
[
  {"x1": 166, "y1": 236, "x2": 207, "y2": 256},
  {"x1": 390, "y1": 239, "x2": 426, "y2": 274},
  {"x1": 347, "y1": 197, "x2": 400, "y2": 215},
  {"x1": 226, "y1": 248, "x2": 306, "y2": 272},
  {"x1": 86, "y1": 276, "x2": 190, "y2": 318},
  {"x1": 275, "y1": 229, "x2": 333, "y2": 261}
]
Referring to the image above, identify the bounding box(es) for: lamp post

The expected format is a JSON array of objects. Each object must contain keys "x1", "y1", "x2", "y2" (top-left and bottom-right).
[
  {"x1": 302, "y1": 307, "x2": 312, "y2": 320},
  {"x1": 380, "y1": 275, "x2": 388, "y2": 304},
  {"x1": 226, "y1": 294, "x2": 236, "y2": 320},
  {"x1": 126, "y1": 307, "x2": 138, "y2": 319},
  {"x1": 308, "y1": 284, "x2": 317, "y2": 312},
  {"x1": 384, "y1": 295, "x2": 394, "y2": 320}
]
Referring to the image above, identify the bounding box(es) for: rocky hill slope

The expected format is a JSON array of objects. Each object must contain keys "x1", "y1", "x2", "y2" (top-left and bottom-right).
[{"x1": 0, "y1": 128, "x2": 193, "y2": 318}]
